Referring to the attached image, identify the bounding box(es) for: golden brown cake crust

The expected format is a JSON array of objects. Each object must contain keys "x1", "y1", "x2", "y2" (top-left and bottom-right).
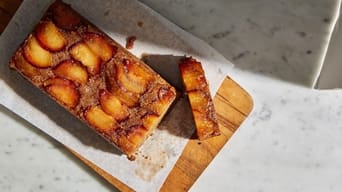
[
  {"x1": 179, "y1": 57, "x2": 220, "y2": 140},
  {"x1": 9, "y1": 0, "x2": 176, "y2": 156}
]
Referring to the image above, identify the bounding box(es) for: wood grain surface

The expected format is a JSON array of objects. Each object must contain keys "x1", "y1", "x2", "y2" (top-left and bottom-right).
[{"x1": 0, "y1": 1, "x2": 253, "y2": 191}]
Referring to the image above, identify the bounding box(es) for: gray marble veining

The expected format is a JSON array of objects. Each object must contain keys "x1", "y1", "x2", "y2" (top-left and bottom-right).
[
  {"x1": 0, "y1": 106, "x2": 116, "y2": 192},
  {"x1": 141, "y1": 0, "x2": 340, "y2": 87}
]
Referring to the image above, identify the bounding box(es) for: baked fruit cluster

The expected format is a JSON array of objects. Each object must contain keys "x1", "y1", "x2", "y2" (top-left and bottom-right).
[
  {"x1": 9, "y1": 0, "x2": 176, "y2": 157},
  {"x1": 180, "y1": 58, "x2": 220, "y2": 140},
  {"x1": 9, "y1": 0, "x2": 221, "y2": 158}
]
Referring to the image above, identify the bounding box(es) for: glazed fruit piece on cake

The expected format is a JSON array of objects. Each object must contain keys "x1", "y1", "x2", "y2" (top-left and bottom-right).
[
  {"x1": 179, "y1": 57, "x2": 220, "y2": 140},
  {"x1": 9, "y1": 0, "x2": 176, "y2": 157}
]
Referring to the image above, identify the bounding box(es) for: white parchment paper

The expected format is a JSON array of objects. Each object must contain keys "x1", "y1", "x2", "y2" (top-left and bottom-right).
[{"x1": 0, "y1": 0, "x2": 234, "y2": 191}]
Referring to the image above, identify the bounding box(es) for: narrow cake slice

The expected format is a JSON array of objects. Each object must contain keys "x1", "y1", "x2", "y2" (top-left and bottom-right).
[
  {"x1": 9, "y1": 0, "x2": 176, "y2": 158},
  {"x1": 179, "y1": 57, "x2": 220, "y2": 140}
]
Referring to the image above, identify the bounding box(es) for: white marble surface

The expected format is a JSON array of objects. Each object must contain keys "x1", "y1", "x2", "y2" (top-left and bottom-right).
[
  {"x1": 141, "y1": 0, "x2": 340, "y2": 87},
  {"x1": 1, "y1": 0, "x2": 342, "y2": 191}
]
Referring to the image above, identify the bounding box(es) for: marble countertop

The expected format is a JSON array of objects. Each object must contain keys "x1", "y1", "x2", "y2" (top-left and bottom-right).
[{"x1": 1, "y1": 0, "x2": 342, "y2": 191}]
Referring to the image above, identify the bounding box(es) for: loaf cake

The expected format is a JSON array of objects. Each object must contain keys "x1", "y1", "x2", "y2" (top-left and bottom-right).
[
  {"x1": 179, "y1": 57, "x2": 220, "y2": 140},
  {"x1": 9, "y1": 0, "x2": 176, "y2": 157}
]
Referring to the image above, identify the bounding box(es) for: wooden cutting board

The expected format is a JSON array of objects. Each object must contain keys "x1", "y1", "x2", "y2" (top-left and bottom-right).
[
  {"x1": 71, "y1": 76, "x2": 253, "y2": 192},
  {"x1": 0, "y1": 1, "x2": 254, "y2": 191}
]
